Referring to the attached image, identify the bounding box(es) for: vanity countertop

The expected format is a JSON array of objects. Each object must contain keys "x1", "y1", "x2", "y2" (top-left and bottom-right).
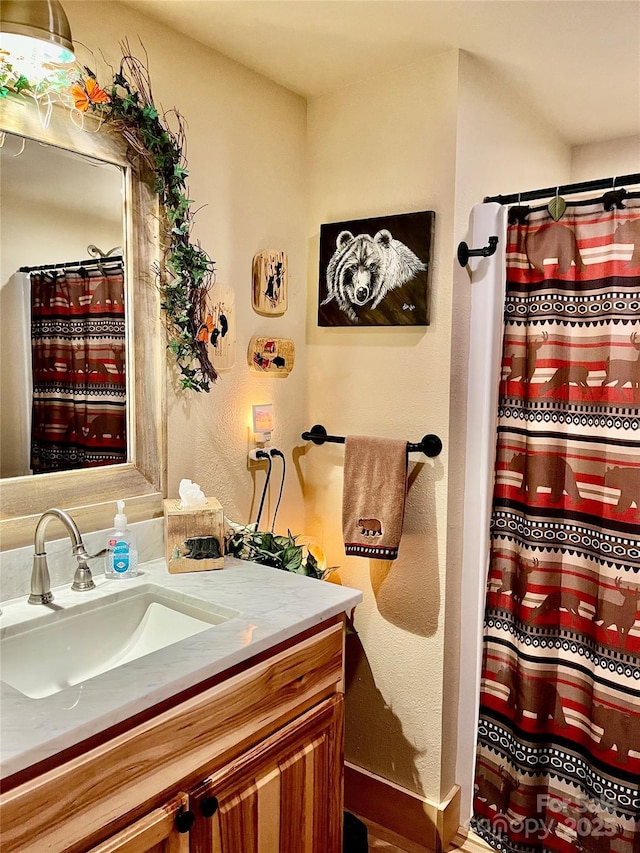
[{"x1": 0, "y1": 558, "x2": 362, "y2": 781}]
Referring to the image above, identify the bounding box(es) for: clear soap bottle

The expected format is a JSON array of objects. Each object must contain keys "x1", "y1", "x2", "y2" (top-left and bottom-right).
[{"x1": 105, "y1": 500, "x2": 138, "y2": 579}]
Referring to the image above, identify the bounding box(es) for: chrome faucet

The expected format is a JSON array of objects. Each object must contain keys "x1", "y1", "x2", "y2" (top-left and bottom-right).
[{"x1": 29, "y1": 508, "x2": 95, "y2": 605}]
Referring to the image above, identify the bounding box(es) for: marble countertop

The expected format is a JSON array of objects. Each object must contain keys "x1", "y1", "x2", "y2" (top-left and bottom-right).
[{"x1": 0, "y1": 558, "x2": 362, "y2": 780}]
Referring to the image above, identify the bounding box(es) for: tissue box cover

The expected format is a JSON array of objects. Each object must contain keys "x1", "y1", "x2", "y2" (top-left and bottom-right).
[{"x1": 164, "y1": 497, "x2": 224, "y2": 573}]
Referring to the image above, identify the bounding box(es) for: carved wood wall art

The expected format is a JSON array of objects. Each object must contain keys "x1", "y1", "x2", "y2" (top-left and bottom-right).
[
  {"x1": 208, "y1": 283, "x2": 236, "y2": 372},
  {"x1": 247, "y1": 336, "x2": 295, "y2": 377},
  {"x1": 252, "y1": 250, "x2": 288, "y2": 316}
]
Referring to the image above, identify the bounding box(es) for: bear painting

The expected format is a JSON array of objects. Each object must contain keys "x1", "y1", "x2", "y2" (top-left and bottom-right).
[{"x1": 318, "y1": 211, "x2": 434, "y2": 326}]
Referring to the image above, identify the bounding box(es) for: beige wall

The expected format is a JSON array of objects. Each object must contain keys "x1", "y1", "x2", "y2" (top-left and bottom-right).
[
  {"x1": 570, "y1": 135, "x2": 640, "y2": 182},
  {"x1": 67, "y1": 2, "x2": 309, "y2": 534},
  {"x1": 305, "y1": 52, "x2": 460, "y2": 803}
]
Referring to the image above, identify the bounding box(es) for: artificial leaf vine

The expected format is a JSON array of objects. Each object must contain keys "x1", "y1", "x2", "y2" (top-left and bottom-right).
[{"x1": 0, "y1": 43, "x2": 217, "y2": 392}]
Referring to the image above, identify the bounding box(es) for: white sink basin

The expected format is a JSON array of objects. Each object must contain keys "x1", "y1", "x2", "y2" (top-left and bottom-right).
[{"x1": 0, "y1": 584, "x2": 239, "y2": 699}]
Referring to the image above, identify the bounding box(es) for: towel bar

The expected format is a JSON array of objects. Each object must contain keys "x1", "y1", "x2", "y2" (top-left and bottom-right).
[{"x1": 301, "y1": 425, "x2": 442, "y2": 458}]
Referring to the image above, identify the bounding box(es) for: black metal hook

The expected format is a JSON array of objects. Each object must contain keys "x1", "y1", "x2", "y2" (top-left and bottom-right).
[
  {"x1": 301, "y1": 425, "x2": 442, "y2": 458},
  {"x1": 457, "y1": 235, "x2": 499, "y2": 267}
]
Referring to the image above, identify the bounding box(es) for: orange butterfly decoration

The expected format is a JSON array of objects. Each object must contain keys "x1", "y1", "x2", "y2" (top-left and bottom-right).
[
  {"x1": 197, "y1": 314, "x2": 215, "y2": 343},
  {"x1": 71, "y1": 78, "x2": 110, "y2": 113}
]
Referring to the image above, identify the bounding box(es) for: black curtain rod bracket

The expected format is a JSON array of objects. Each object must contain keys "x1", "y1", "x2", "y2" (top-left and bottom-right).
[
  {"x1": 457, "y1": 235, "x2": 499, "y2": 268},
  {"x1": 484, "y1": 172, "x2": 640, "y2": 206},
  {"x1": 301, "y1": 424, "x2": 443, "y2": 458},
  {"x1": 19, "y1": 255, "x2": 124, "y2": 274}
]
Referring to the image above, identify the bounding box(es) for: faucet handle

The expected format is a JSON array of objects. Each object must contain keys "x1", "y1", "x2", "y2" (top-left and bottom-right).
[
  {"x1": 86, "y1": 548, "x2": 109, "y2": 559},
  {"x1": 71, "y1": 544, "x2": 96, "y2": 592}
]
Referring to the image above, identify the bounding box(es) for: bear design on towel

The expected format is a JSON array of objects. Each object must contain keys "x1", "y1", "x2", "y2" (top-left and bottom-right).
[{"x1": 358, "y1": 518, "x2": 382, "y2": 537}]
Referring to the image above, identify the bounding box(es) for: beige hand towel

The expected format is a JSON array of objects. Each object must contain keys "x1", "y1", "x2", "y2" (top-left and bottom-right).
[{"x1": 342, "y1": 435, "x2": 408, "y2": 560}]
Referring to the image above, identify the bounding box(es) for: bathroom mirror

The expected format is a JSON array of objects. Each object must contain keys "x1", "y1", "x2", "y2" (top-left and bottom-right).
[
  {"x1": 0, "y1": 97, "x2": 166, "y2": 550},
  {"x1": 1, "y1": 131, "x2": 126, "y2": 478}
]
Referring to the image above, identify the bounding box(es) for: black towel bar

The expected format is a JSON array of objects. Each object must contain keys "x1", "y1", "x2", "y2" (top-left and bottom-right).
[{"x1": 301, "y1": 425, "x2": 442, "y2": 458}]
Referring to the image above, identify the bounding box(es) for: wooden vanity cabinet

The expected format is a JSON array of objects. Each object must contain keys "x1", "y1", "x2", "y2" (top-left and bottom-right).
[
  {"x1": 189, "y1": 696, "x2": 343, "y2": 853},
  {"x1": 0, "y1": 618, "x2": 345, "y2": 853},
  {"x1": 87, "y1": 793, "x2": 191, "y2": 853}
]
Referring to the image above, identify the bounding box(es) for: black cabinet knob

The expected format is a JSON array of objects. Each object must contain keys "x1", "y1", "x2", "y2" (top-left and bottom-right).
[
  {"x1": 200, "y1": 796, "x2": 219, "y2": 818},
  {"x1": 175, "y1": 809, "x2": 195, "y2": 833}
]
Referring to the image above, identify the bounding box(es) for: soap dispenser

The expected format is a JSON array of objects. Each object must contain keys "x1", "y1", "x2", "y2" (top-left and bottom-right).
[{"x1": 105, "y1": 500, "x2": 138, "y2": 579}]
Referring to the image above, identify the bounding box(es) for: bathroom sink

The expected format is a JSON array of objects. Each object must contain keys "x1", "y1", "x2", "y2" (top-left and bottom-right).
[{"x1": 0, "y1": 584, "x2": 239, "y2": 699}]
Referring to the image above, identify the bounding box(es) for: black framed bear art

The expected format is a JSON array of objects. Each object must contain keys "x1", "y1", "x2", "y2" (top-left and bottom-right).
[{"x1": 317, "y1": 210, "x2": 434, "y2": 327}]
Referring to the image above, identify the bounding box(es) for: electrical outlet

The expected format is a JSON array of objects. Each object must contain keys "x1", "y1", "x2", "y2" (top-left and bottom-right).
[
  {"x1": 248, "y1": 447, "x2": 284, "y2": 462},
  {"x1": 248, "y1": 448, "x2": 270, "y2": 462}
]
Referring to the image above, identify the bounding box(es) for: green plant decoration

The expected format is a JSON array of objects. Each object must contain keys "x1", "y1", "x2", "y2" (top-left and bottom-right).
[
  {"x1": 0, "y1": 43, "x2": 217, "y2": 392},
  {"x1": 225, "y1": 523, "x2": 324, "y2": 579}
]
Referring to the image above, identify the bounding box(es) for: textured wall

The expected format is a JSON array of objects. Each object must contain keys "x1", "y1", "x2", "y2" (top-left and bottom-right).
[
  {"x1": 305, "y1": 53, "x2": 459, "y2": 803},
  {"x1": 68, "y1": 2, "x2": 309, "y2": 536}
]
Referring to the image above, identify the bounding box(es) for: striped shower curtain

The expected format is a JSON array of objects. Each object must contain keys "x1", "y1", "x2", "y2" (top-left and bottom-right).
[
  {"x1": 471, "y1": 198, "x2": 640, "y2": 852},
  {"x1": 30, "y1": 263, "x2": 126, "y2": 472}
]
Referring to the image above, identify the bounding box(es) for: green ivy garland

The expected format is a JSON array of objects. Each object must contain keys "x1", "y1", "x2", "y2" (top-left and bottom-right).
[{"x1": 0, "y1": 46, "x2": 217, "y2": 392}]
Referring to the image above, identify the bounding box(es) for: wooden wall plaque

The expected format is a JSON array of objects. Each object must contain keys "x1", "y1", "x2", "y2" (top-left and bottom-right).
[
  {"x1": 247, "y1": 336, "x2": 295, "y2": 377},
  {"x1": 252, "y1": 250, "x2": 287, "y2": 316}
]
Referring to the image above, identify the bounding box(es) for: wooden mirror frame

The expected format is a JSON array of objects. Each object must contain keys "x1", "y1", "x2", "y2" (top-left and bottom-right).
[{"x1": 0, "y1": 97, "x2": 166, "y2": 550}]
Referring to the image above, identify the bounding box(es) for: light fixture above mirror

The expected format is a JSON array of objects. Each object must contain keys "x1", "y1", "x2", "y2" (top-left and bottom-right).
[{"x1": 0, "y1": 0, "x2": 75, "y2": 75}]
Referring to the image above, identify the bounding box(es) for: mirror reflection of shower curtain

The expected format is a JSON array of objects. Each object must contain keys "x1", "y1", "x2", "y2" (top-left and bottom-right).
[{"x1": 30, "y1": 263, "x2": 126, "y2": 472}]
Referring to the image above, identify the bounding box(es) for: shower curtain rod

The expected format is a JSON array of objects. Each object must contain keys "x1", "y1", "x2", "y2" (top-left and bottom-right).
[
  {"x1": 484, "y1": 172, "x2": 640, "y2": 205},
  {"x1": 19, "y1": 255, "x2": 124, "y2": 274}
]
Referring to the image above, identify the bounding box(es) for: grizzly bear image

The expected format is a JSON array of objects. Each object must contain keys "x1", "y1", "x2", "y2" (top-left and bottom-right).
[
  {"x1": 84, "y1": 413, "x2": 125, "y2": 441},
  {"x1": 525, "y1": 224, "x2": 584, "y2": 274},
  {"x1": 90, "y1": 276, "x2": 125, "y2": 307},
  {"x1": 494, "y1": 666, "x2": 567, "y2": 727},
  {"x1": 508, "y1": 452, "x2": 582, "y2": 502},
  {"x1": 603, "y1": 466, "x2": 640, "y2": 512},
  {"x1": 613, "y1": 218, "x2": 640, "y2": 268},
  {"x1": 322, "y1": 229, "x2": 426, "y2": 322},
  {"x1": 592, "y1": 701, "x2": 635, "y2": 763}
]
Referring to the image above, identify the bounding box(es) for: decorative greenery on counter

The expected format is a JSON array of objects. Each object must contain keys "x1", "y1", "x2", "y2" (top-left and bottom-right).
[
  {"x1": 0, "y1": 44, "x2": 217, "y2": 392},
  {"x1": 225, "y1": 524, "x2": 324, "y2": 579}
]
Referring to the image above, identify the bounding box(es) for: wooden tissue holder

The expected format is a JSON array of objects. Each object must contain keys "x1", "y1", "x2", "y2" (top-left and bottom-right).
[{"x1": 163, "y1": 497, "x2": 225, "y2": 573}]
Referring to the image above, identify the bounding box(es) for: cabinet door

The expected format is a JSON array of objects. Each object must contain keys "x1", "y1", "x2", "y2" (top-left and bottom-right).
[
  {"x1": 87, "y1": 793, "x2": 191, "y2": 853},
  {"x1": 190, "y1": 696, "x2": 343, "y2": 853}
]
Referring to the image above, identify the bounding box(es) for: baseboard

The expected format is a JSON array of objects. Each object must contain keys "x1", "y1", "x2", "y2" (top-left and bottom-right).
[{"x1": 344, "y1": 762, "x2": 460, "y2": 853}]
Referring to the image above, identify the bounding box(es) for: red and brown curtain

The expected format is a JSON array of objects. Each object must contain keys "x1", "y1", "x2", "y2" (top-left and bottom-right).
[
  {"x1": 30, "y1": 263, "x2": 126, "y2": 472},
  {"x1": 472, "y1": 199, "x2": 640, "y2": 852}
]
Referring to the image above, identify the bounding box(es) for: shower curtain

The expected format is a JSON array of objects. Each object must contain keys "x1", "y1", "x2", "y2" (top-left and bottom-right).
[
  {"x1": 472, "y1": 198, "x2": 640, "y2": 852},
  {"x1": 30, "y1": 263, "x2": 127, "y2": 472}
]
